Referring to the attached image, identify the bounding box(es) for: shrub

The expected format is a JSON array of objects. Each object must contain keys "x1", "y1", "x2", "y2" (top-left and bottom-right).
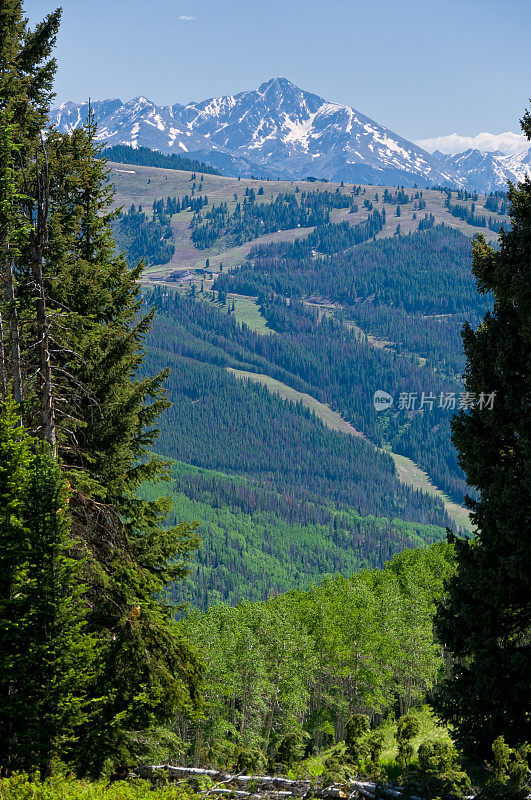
[
  {"x1": 415, "y1": 740, "x2": 471, "y2": 799},
  {"x1": 475, "y1": 736, "x2": 531, "y2": 800}
]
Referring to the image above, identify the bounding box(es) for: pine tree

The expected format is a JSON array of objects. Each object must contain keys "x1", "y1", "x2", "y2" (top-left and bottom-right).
[
  {"x1": 0, "y1": 396, "x2": 91, "y2": 777},
  {"x1": 1, "y1": 1, "x2": 202, "y2": 776},
  {"x1": 434, "y1": 107, "x2": 531, "y2": 757}
]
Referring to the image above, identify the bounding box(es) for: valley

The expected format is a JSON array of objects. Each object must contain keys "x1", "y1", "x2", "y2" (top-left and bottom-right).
[
  {"x1": 2, "y1": 0, "x2": 528, "y2": 787},
  {"x1": 109, "y1": 161, "x2": 493, "y2": 602}
]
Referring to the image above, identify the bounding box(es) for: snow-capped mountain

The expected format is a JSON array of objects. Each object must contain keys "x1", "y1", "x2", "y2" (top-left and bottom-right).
[
  {"x1": 433, "y1": 147, "x2": 531, "y2": 193},
  {"x1": 50, "y1": 78, "x2": 531, "y2": 191}
]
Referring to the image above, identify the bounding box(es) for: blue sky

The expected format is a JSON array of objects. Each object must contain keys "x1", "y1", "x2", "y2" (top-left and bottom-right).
[{"x1": 24, "y1": 0, "x2": 531, "y2": 149}]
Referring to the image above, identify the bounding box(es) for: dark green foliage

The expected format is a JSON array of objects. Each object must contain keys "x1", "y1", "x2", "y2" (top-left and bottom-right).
[
  {"x1": 100, "y1": 143, "x2": 220, "y2": 175},
  {"x1": 220, "y1": 225, "x2": 484, "y2": 315},
  {"x1": 113, "y1": 203, "x2": 175, "y2": 267},
  {"x1": 414, "y1": 740, "x2": 471, "y2": 799},
  {"x1": 395, "y1": 713, "x2": 421, "y2": 779},
  {"x1": 475, "y1": 737, "x2": 531, "y2": 800},
  {"x1": 146, "y1": 289, "x2": 455, "y2": 520},
  {"x1": 275, "y1": 733, "x2": 308, "y2": 770},
  {"x1": 148, "y1": 351, "x2": 448, "y2": 526},
  {"x1": 190, "y1": 190, "x2": 357, "y2": 249},
  {"x1": 211, "y1": 226, "x2": 490, "y2": 503},
  {"x1": 148, "y1": 286, "x2": 469, "y2": 505},
  {"x1": 446, "y1": 199, "x2": 487, "y2": 228},
  {"x1": 148, "y1": 463, "x2": 448, "y2": 609},
  {"x1": 0, "y1": 398, "x2": 91, "y2": 776},
  {"x1": 434, "y1": 128, "x2": 531, "y2": 756},
  {"x1": 345, "y1": 715, "x2": 370, "y2": 772},
  {"x1": 1, "y1": 2, "x2": 201, "y2": 776},
  {"x1": 42, "y1": 118, "x2": 202, "y2": 777},
  {"x1": 365, "y1": 729, "x2": 385, "y2": 780}
]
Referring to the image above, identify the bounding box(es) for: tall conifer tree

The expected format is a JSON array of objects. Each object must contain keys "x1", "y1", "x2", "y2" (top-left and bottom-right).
[
  {"x1": 434, "y1": 107, "x2": 531, "y2": 757},
  {"x1": 0, "y1": 0, "x2": 201, "y2": 776}
]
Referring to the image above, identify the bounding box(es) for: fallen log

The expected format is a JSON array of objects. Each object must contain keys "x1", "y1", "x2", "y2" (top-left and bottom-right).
[{"x1": 132, "y1": 766, "x2": 501, "y2": 800}]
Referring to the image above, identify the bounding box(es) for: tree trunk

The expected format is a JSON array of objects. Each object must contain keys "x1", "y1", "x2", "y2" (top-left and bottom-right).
[
  {"x1": 30, "y1": 237, "x2": 56, "y2": 451},
  {"x1": 0, "y1": 305, "x2": 6, "y2": 399},
  {"x1": 29, "y1": 147, "x2": 56, "y2": 452},
  {"x1": 5, "y1": 258, "x2": 23, "y2": 404}
]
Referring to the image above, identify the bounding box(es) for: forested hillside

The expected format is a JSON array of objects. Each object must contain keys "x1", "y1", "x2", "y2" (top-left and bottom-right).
[
  {"x1": 176, "y1": 544, "x2": 456, "y2": 765},
  {"x1": 105, "y1": 165, "x2": 505, "y2": 544},
  {"x1": 111, "y1": 174, "x2": 499, "y2": 599}
]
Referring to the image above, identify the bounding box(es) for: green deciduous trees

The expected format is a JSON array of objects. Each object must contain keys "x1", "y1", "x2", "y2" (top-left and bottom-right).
[{"x1": 434, "y1": 107, "x2": 531, "y2": 757}]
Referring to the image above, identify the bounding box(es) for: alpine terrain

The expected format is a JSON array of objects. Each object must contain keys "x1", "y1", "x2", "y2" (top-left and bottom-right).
[{"x1": 51, "y1": 77, "x2": 531, "y2": 190}]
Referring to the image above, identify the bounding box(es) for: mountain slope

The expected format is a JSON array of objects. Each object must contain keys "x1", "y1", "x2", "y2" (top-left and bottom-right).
[
  {"x1": 435, "y1": 147, "x2": 531, "y2": 192},
  {"x1": 50, "y1": 78, "x2": 530, "y2": 192}
]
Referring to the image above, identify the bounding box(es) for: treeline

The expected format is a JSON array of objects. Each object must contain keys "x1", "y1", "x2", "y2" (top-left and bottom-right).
[
  {"x1": 215, "y1": 224, "x2": 488, "y2": 378},
  {"x1": 102, "y1": 143, "x2": 221, "y2": 174},
  {"x1": 190, "y1": 190, "x2": 356, "y2": 249},
  {"x1": 484, "y1": 192, "x2": 508, "y2": 214},
  {"x1": 217, "y1": 226, "x2": 486, "y2": 315},
  {"x1": 141, "y1": 461, "x2": 447, "y2": 609},
  {"x1": 175, "y1": 544, "x2": 455, "y2": 767},
  {"x1": 446, "y1": 199, "x2": 509, "y2": 232},
  {"x1": 157, "y1": 194, "x2": 209, "y2": 215},
  {"x1": 113, "y1": 203, "x2": 175, "y2": 266},
  {"x1": 343, "y1": 304, "x2": 472, "y2": 377}
]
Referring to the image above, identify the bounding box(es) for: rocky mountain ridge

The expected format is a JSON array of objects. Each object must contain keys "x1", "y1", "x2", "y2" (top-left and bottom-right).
[{"x1": 51, "y1": 78, "x2": 530, "y2": 191}]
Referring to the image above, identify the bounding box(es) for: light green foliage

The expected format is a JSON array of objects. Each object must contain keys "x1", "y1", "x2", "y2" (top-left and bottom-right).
[
  {"x1": 178, "y1": 545, "x2": 454, "y2": 768},
  {"x1": 0, "y1": 774, "x2": 201, "y2": 800}
]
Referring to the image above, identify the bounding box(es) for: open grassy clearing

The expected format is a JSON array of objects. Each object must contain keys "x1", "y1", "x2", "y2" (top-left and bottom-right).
[
  {"x1": 389, "y1": 452, "x2": 472, "y2": 532},
  {"x1": 228, "y1": 295, "x2": 273, "y2": 333},
  {"x1": 228, "y1": 368, "x2": 472, "y2": 532},
  {"x1": 195, "y1": 292, "x2": 272, "y2": 333},
  {"x1": 110, "y1": 162, "x2": 507, "y2": 286}
]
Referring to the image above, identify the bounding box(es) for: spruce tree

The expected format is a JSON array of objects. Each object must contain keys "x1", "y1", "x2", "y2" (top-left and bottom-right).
[
  {"x1": 0, "y1": 397, "x2": 91, "y2": 777},
  {"x1": 1, "y1": 0, "x2": 202, "y2": 776},
  {"x1": 434, "y1": 107, "x2": 531, "y2": 757}
]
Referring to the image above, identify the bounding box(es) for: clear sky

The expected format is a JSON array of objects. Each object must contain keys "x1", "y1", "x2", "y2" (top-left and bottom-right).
[{"x1": 24, "y1": 0, "x2": 531, "y2": 149}]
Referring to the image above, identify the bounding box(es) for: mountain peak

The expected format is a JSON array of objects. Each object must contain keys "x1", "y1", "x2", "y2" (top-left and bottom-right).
[
  {"x1": 258, "y1": 77, "x2": 300, "y2": 92},
  {"x1": 50, "y1": 80, "x2": 531, "y2": 191}
]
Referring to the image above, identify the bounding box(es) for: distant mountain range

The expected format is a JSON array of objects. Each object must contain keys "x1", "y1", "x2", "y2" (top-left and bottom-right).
[{"x1": 50, "y1": 78, "x2": 531, "y2": 192}]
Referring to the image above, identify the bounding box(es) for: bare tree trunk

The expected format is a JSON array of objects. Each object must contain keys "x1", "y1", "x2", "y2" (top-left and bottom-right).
[
  {"x1": 0, "y1": 305, "x2": 6, "y2": 399},
  {"x1": 5, "y1": 259, "x2": 23, "y2": 404},
  {"x1": 30, "y1": 145, "x2": 56, "y2": 452},
  {"x1": 30, "y1": 237, "x2": 56, "y2": 451}
]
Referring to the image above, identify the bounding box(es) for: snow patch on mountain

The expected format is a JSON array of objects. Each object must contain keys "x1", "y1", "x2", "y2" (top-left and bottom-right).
[{"x1": 50, "y1": 79, "x2": 531, "y2": 191}]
